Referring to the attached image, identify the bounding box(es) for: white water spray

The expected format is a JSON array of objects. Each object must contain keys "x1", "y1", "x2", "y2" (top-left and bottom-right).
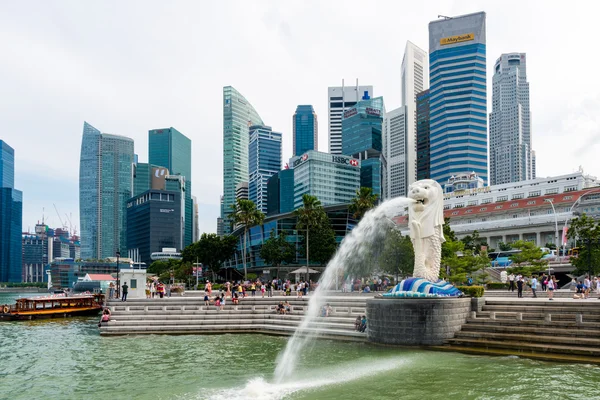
[{"x1": 273, "y1": 196, "x2": 415, "y2": 382}]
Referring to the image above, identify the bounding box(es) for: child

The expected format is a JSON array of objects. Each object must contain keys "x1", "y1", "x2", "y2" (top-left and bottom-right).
[
  {"x1": 215, "y1": 295, "x2": 221, "y2": 310},
  {"x1": 261, "y1": 284, "x2": 266, "y2": 298},
  {"x1": 204, "y1": 292, "x2": 210, "y2": 306},
  {"x1": 220, "y1": 293, "x2": 225, "y2": 310},
  {"x1": 232, "y1": 292, "x2": 239, "y2": 305},
  {"x1": 354, "y1": 315, "x2": 361, "y2": 331}
]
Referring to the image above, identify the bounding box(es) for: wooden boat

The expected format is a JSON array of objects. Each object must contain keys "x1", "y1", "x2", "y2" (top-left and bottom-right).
[{"x1": 0, "y1": 293, "x2": 104, "y2": 320}]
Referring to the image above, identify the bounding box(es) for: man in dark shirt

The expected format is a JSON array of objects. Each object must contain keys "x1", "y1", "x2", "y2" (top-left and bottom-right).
[
  {"x1": 122, "y1": 283, "x2": 128, "y2": 302},
  {"x1": 516, "y1": 278, "x2": 524, "y2": 298}
]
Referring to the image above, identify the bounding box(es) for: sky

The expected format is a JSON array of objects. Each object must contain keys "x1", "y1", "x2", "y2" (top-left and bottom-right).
[{"x1": 1, "y1": 0, "x2": 600, "y2": 236}]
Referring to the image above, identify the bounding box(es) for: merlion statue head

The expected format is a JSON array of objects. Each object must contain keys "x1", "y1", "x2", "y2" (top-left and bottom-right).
[{"x1": 407, "y1": 179, "x2": 445, "y2": 240}]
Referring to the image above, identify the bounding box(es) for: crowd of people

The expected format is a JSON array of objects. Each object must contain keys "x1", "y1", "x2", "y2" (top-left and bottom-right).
[{"x1": 507, "y1": 273, "x2": 600, "y2": 300}]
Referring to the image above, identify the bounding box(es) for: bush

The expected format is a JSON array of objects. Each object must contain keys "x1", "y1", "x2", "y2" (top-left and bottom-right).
[
  {"x1": 486, "y1": 282, "x2": 508, "y2": 290},
  {"x1": 457, "y1": 285, "x2": 484, "y2": 297}
]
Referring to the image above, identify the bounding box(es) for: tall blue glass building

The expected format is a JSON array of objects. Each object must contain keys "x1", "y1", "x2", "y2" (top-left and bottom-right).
[
  {"x1": 79, "y1": 122, "x2": 134, "y2": 260},
  {"x1": 0, "y1": 140, "x2": 22, "y2": 282},
  {"x1": 248, "y1": 125, "x2": 282, "y2": 214},
  {"x1": 222, "y1": 86, "x2": 264, "y2": 234},
  {"x1": 293, "y1": 105, "x2": 318, "y2": 156},
  {"x1": 428, "y1": 12, "x2": 487, "y2": 185},
  {"x1": 148, "y1": 127, "x2": 193, "y2": 247},
  {"x1": 341, "y1": 96, "x2": 384, "y2": 197},
  {"x1": 416, "y1": 89, "x2": 431, "y2": 180},
  {"x1": 266, "y1": 169, "x2": 295, "y2": 216}
]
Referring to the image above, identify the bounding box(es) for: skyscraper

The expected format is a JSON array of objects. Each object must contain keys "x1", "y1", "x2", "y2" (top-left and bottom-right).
[
  {"x1": 400, "y1": 41, "x2": 428, "y2": 191},
  {"x1": 328, "y1": 81, "x2": 373, "y2": 154},
  {"x1": 341, "y1": 96, "x2": 385, "y2": 197},
  {"x1": 428, "y1": 12, "x2": 488, "y2": 185},
  {"x1": 248, "y1": 125, "x2": 282, "y2": 214},
  {"x1": 79, "y1": 122, "x2": 134, "y2": 260},
  {"x1": 221, "y1": 86, "x2": 264, "y2": 234},
  {"x1": 149, "y1": 127, "x2": 193, "y2": 246},
  {"x1": 416, "y1": 89, "x2": 431, "y2": 180},
  {"x1": 489, "y1": 53, "x2": 534, "y2": 185},
  {"x1": 293, "y1": 105, "x2": 318, "y2": 156},
  {"x1": 0, "y1": 141, "x2": 22, "y2": 282},
  {"x1": 383, "y1": 106, "x2": 408, "y2": 198}
]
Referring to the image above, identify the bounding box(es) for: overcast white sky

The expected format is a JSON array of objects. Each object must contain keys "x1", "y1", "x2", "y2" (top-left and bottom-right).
[{"x1": 2, "y1": 0, "x2": 599, "y2": 235}]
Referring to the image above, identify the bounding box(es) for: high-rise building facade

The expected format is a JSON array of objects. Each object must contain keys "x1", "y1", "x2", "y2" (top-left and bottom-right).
[
  {"x1": 328, "y1": 81, "x2": 373, "y2": 154},
  {"x1": 383, "y1": 106, "x2": 408, "y2": 198},
  {"x1": 0, "y1": 141, "x2": 22, "y2": 282},
  {"x1": 428, "y1": 12, "x2": 488, "y2": 185},
  {"x1": 293, "y1": 105, "x2": 318, "y2": 156},
  {"x1": 79, "y1": 122, "x2": 134, "y2": 260},
  {"x1": 293, "y1": 151, "x2": 360, "y2": 208},
  {"x1": 489, "y1": 53, "x2": 535, "y2": 185},
  {"x1": 248, "y1": 125, "x2": 282, "y2": 214},
  {"x1": 416, "y1": 89, "x2": 431, "y2": 180},
  {"x1": 341, "y1": 96, "x2": 385, "y2": 197},
  {"x1": 266, "y1": 169, "x2": 295, "y2": 216},
  {"x1": 148, "y1": 127, "x2": 193, "y2": 247},
  {"x1": 221, "y1": 86, "x2": 264, "y2": 233}
]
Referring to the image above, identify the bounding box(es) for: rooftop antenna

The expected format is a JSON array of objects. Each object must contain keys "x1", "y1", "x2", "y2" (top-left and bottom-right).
[{"x1": 438, "y1": 15, "x2": 452, "y2": 20}]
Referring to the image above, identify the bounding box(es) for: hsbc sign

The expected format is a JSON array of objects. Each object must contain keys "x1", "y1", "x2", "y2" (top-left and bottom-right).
[{"x1": 331, "y1": 156, "x2": 360, "y2": 167}]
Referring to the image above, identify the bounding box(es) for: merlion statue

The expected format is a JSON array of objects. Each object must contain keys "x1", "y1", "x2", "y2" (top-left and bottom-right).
[
  {"x1": 383, "y1": 179, "x2": 462, "y2": 298},
  {"x1": 407, "y1": 179, "x2": 445, "y2": 282}
]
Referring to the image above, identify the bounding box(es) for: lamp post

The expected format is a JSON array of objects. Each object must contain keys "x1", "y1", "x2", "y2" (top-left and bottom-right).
[
  {"x1": 116, "y1": 250, "x2": 121, "y2": 300},
  {"x1": 583, "y1": 238, "x2": 600, "y2": 281},
  {"x1": 544, "y1": 199, "x2": 559, "y2": 277}
]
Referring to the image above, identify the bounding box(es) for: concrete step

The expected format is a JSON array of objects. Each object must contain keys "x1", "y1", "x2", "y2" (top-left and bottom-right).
[
  {"x1": 465, "y1": 318, "x2": 600, "y2": 330},
  {"x1": 483, "y1": 291, "x2": 582, "y2": 298},
  {"x1": 108, "y1": 313, "x2": 356, "y2": 323},
  {"x1": 476, "y1": 311, "x2": 600, "y2": 323},
  {"x1": 446, "y1": 337, "x2": 600, "y2": 357},
  {"x1": 461, "y1": 323, "x2": 600, "y2": 339},
  {"x1": 104, "y1": 319, "x2": 357, "y2": 331},
  {"x1": 454, "y1": 331, "x2": 600, "y2": 347},
  {"x1": 432, "y1": 345, "x2": 600, "y2": 365},
  {"x1": 483, "y1": 298, "x2": 600, "y2": 307}
]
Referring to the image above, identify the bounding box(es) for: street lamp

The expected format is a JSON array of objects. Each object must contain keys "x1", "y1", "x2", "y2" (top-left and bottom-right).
[
  {"x1": 544, "y1": 199, "x2": 559, "y2": 277},
  {"x1": 584, "y1": 238, "x2": 600, "y2": 281},
  {"x1": 116, "y1": 250, "x2": 121, "y2": 300}
]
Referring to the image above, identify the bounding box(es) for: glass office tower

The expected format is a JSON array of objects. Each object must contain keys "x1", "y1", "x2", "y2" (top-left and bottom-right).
[
  {"x1": 221, "y1": 86, "x2": 264, "y2": 233},
  {"x1": 0, "y1": 140, "x2": 22, "y2": 282},
  {"x1": 248, "y1": 125, "x2": 282, "y2": 214},
  {"x1": 79, "y1": 122, "x2": 134, "y2": 260},
  {"x1": 293, "y1": 105, "x2": 318, "y2": 156},
  {"x1": 149, "y1": 127, "x2": 193, "y2": 247},
  {"x1": 416, "y1": 89, "x2": 431, "y2": 180},
  {"x1": 428, "y1": 12, "x2": 487, "y2": 185}
]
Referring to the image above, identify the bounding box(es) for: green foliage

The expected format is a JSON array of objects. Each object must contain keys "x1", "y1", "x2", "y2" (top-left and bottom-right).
[
  {"x1": 461, "y1": 230, "x2": 484, "y2": 254},
  {"x1": 441, "y1": 220, "x2": 489, "y2": 284},
  {"x1": 567, "y1": 213, "x2": 600, "y2": 275},
  {"x1": 229, "y1": 198, "x2": 265, "y2": 279},
  {"x1": 486, "y1": 282, "x2": 508, "y2": 290},
  {"x1": 260, "y1": 231, "x2": 296, "y2": 272},
  {"x1": 247, "y1": 273, "x2": 258, "y2": 282},
  {"x1": 456, "y1": 285, "x2": 484, "y2": 297},
  {"x1": 148, "y1": 259, "x2": 181, "y2": 276},
  {"x1": 498, "y1": 241, "x2": 512, "y2": 251},
  {"x1": 378, "y1": 229, "x2": 414, "y2": 280},
  {"x1": 295, "y1": 194, "x2": 336, "y2": 266},
  {"x1": 349, "y1": 187, "x2": 379, "y2": 220},
  {"x1": 545, "y1": 242, "x2": 557, "y2": 250},
  {"x1": 508, "y1": 240, "x2": 548, "y2": 271},
  {"x1": 181, "y1": 233, "x2": 237, "y2": 276}
]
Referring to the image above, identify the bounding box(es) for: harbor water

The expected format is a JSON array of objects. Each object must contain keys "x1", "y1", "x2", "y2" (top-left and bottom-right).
[{"x1": 1, "y1": 292, "x2": 599, "y2": 400}]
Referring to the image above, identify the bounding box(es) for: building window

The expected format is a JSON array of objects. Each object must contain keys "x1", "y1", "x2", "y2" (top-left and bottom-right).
[
  {"x1": 510, "y1": 203, "x2": 519, "y2": 208},
  {"x1": 444, "y1": 205, "x2": 451, "y2": 210},
  {"x1": 480, "y1": 207, "x2": 488, "y2": 211},
  {"x1": 482, "y1": 198, "x2": 492, "y2": 204},
  {"x1": 526, "y1": 200, "x2": 536, "y2": 205},
  {"x1": 452, "y1": 211, "x2": 459, "y2": 216},
  {"x1": 512, "y1": 193, "x2": 524, "y2": 200},
  {"x1": 564, "y1": 185, "x2": 578, "y2": 192},
  {"x1": 528, "y1": 190, "x2": 541, "y2": 197},
  {"x1": 466, "y1": 209, "x2": 473, "y2": 213},
  {"x1": 513, "y1": 214, "x2": 518, "y2": 218},
  {"x1": 454, "y1": 203, "x2": 464, "y2": 208},
  {"x1": 468, "y1": 200, "x2": 478, "y2": 206},
  {"x1": 563, "y1": 195, "x2": 573, "y2": 200},
  {"x1": 495, "y1": 205, "x2": 503, "y2": 210},
  {"x1": 546, "y1": 188, "x2": 559, "y2": 195},
  {"x1": 497, "y1": 196, "x2": 508, "y2": 202}
]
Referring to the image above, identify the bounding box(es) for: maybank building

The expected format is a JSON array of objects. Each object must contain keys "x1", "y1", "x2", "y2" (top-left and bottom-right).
[
  {"x1": 428, "y1": 12, "x2": 487, "y2": 185},
  {"x1": 293, "y1": 151, "x2": 360, "y2": 208}
]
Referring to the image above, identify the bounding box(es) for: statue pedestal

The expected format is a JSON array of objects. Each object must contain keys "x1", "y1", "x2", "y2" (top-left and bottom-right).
[{"x1": 366, "y1": 297, "x2": 471, "y2": 346}]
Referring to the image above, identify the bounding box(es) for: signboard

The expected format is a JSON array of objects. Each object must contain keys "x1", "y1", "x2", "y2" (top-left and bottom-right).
[
  {"x1": 562, "y1": 226, "x2": 569, "y2": 246},
  {"x1": 151, "y1": 167, "x2": 169, "y2": 190},
  {"x1": 293, "y1": 154, "x2": 309, "y2": 168},
  {"x1": 343, "y1": 108, "x2": 358, "y2": 119},
  {"x1": 193, "y1": 266, "x2": 203, "y2": 277},
  {"x1": 444, "y1": 186, "x2": 491, "y2": 198},
  {"x1": 440, "y1": 33, "x2": 474, "y2": 46},
  {"x1": 331, "y1": 156, "x2": 360, "y2": 167},
  {"x1": 365, "y1": 107, "x2": 381, "y2": 117}
]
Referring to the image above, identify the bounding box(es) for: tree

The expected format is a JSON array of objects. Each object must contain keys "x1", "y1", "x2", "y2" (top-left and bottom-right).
[
  {"x1": 567, "y1": 214, "x2": 600, "y2": 275},
  {"x1": 294, "y1": 194, "x2": 326, "y2": 280},
  {"x1": 349, "y1": 187, "x2": 379, "y2": 220},
  {"x1": 379, "y1": 229, "x2": 414, "y2": 282},
  {"x1": 461, "y1": 230, "x2": 484, "y2": 254},
  {"x1": 441, "y1": 220, "x2": 489, "y2": 284},
  {"x1": 260, "y1": 230, "x2": 296, "y2": 277},
  {"x1": 181, "y1": 233, "x2": 237, "y2": 280},
  {"x1": 229, "y1": 199, "x2": 265, "y2": 280},
  {"x1": 505, "y1": 240, "x2": 549, "y2": 276},
  {"x1": 301, "y1": 218, "x2": 337, "y2": 266},
  {"x1": 498, "y1": 241, "x2": 513, "y2": 251}
]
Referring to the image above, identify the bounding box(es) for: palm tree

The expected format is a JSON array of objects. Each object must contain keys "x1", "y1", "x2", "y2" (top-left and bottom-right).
[
  {"x1": 229, "y1": 199, "x2": 265, "y2": 280},
  {"x1": 349, "y1": 187, "x2": 379, "y2": 220},
  {"x1": 294, "y1": 194, "x2": 325, "y2": 281}
]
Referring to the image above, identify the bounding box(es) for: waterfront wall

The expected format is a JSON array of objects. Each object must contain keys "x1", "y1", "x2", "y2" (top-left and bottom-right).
[{"x1": 366, "y1": 297, "x2": 471, "y2": 346}]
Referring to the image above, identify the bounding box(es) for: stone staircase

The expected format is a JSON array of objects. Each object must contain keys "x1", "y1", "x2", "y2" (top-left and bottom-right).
[
  {"x1": 483, "y1": 289, "x2": 583, "y2": 298},
  {"x1": 442, "y1": 298, "x2": 600, "y2": 364},
  {"x1": 99, "y1": 296, "x2": 367, "y2": 341}
]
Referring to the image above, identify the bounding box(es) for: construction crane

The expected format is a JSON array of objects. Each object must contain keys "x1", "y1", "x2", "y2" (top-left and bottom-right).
[
  {"x1": 53, "y1": 204, "x2": 67, "y2": 231},
  {"x1": 65, "y1": 213, "x2": 77, "y2": 237}
]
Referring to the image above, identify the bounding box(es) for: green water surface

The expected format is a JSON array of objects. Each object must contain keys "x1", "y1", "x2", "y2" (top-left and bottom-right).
[{"x1": 0, "y1": 292, "x2": 598, "y2": 400}]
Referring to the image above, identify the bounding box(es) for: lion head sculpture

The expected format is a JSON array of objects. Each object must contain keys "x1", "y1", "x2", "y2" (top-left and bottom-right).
[{"x1": 407, "y1": 179, "x2": 445, "y2": 241}]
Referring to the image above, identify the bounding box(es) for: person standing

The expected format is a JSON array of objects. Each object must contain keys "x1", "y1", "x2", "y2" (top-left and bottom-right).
[
  {"x1": 516, "y1": 276, "x2": 524, "y2": 298},
  {"x1": 260, "y1": 283, "x2": 266, "y2": 298},
  {"x1": 547, "y1": 275, "x2": 556, "y2": 300},
  {"x1": 584, "y1": 275, "x2": 591, "y2": 299},
  {"x1": 250, "y1": 282, "x2": 256, "y2": 297},
  {"x1": 121, "y1": 282, "x2": 128, "y2": 302},
  {"x1": 595, "y1": 276, "x2": 600, "y2": 299},
  {"x1": 109, "y1": 282, "x2": 115, "y2": 299},
  {"x1": 530, "y1": 275, "x2": 538, "y2": 298},
  {"x1": 266, "y1": 281, "x2": 273, "y2": 297},
  {"x1": 540, "y1": 273, "x2": 547, "y2": 291},
  {"x1": 508, "y1": 273, "x2": 515, "y2": 292}
]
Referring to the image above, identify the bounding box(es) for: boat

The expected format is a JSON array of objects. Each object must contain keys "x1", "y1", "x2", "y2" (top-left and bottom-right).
[{"x1": 0, "y1": 293, "x2": 104, "y2": 320}]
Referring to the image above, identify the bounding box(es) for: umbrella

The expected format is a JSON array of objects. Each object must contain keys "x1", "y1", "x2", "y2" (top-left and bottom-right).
[{"x1": 289, "y1": 268, "x2": 320, "y2": 274}]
